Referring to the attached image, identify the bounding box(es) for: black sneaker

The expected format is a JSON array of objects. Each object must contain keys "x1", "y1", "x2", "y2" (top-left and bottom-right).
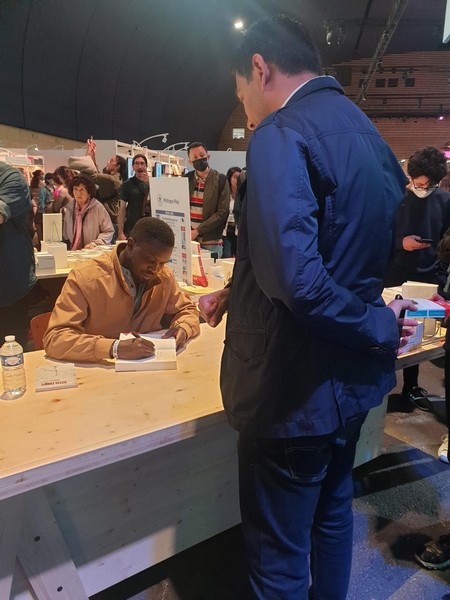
[
  {"x1": 415, "y1": 534, "x2": 450, "y2": 570},
  {"x1": 402, "y1": 386, "x2": 433, "y2": 412}
]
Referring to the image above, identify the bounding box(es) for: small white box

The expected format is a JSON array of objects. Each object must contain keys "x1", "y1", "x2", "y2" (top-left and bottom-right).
[
  {"x1": 402, "y1": 321, "x2": 424, "y2": 353},
  {"x1": 41, "y1": 241, "x2": 68, "y2": 268},
  {"x1": 36, "y1": 252, "x2": 56, "y2": 272},
  {"x1": 402, "y1": 281, "x2": 438, "y2": 299}
]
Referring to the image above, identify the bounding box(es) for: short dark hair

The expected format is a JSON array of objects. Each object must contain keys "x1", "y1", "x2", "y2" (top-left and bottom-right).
[
  {"x1": 407, "y1": 146, "x2": 448, "y2": 185},
  {"x1": 44, "y1": 172, "x2": 54, "y2": 184},
  {"x1": 187, "y1": 142, "x2": 208, "y2": 157},
  {"x1": 115, "y1": 155, "x2": 128, "y2": 181},
  {"x1": 130, "y1": 217, "x2": 175, "y2": 248},
  {"x1": 54, "y1": 166, "x2": 75, "y2": 186},
  {"x1": 232, "y1": 13, "x2": 321, "y2": 80},
  {"x1": 226, "y1": 166, "x2": 242, "y2": 186},
  {"x1": 68, "y1": 174, "x2": 98, "y2": 197},
  {"x1": 132, "y1": 153, "x2": 148, "y2": 167}
]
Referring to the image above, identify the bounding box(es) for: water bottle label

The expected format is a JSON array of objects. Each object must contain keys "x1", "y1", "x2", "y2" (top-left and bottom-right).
[{"x1": 1, "y1": 354, "x2": 24, "y2": 367}]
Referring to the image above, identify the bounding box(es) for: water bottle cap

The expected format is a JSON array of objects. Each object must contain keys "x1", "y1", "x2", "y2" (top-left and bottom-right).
[{"x1": 5, "y1": 335, "x2": 15, "y2": 342}]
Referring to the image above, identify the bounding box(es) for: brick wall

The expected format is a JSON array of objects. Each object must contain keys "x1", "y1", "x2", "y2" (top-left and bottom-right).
[{"x1": 218, "y1": 51, "x2": 450, "y2": 158}]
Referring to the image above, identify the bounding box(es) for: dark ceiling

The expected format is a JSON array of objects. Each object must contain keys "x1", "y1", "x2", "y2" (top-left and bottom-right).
[{"x1": 0, "y1": 0, "x2": 448, "y2": 149}]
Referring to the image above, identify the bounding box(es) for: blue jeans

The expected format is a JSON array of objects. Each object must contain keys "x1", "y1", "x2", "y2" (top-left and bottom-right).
[
  {"x1": 200, "y1": 242, "x2": 223, "y2": 258},
  {"x1": 238, "y1": 412, "x2": 367, "y2": 600}
]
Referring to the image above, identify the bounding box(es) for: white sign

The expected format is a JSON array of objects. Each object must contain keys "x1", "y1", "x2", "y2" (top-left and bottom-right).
[
  {"x1": 43, "y1": 213, "x2": 63, "y2": 242},
  {"x1": 149, "y1": 178, "x2": 192, "y2": 284}
]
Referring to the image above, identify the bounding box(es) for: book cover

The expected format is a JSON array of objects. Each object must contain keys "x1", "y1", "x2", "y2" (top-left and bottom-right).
[
  {"x1": 115, "y1": 332, "x2": 177, "y2": 372},
  {"x1": 35, "y1": 363, "x2": 78, "y2": 392},
  {"x1": 405, "y1": 298, "x2": 446, "y2": 318}
]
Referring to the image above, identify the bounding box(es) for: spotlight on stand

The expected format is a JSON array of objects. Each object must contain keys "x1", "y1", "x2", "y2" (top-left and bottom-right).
[{"x1": 26, "y1": 144, "x2": 39, "y2": 153}]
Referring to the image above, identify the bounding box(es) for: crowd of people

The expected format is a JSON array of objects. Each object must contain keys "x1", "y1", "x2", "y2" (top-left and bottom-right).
[
  {"x1": 25, "y1": 139, "x2": 241, "y2": 259},
  {"x1": 3, "y1": 11, "x2": 450, "y2": 597}
]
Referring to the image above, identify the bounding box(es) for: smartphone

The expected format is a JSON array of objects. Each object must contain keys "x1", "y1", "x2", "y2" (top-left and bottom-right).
[{"x1": 418, "y1": 238, "x2": 433, "y2": 244}]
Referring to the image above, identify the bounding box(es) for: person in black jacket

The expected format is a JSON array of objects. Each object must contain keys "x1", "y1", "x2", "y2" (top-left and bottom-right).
[{"x1": 385, "y1": 146, "x2": 450, "y2": 411}]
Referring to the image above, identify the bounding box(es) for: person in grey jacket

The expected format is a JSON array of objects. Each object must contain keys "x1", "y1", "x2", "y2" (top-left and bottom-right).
[{"x1": 63, "y1": 175, "x2": 114, "y2": 249}]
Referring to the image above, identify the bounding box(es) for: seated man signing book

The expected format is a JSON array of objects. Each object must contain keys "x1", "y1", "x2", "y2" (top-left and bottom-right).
[{"x1": 43, "y1": 217, "x2": 200, "y2": 362}]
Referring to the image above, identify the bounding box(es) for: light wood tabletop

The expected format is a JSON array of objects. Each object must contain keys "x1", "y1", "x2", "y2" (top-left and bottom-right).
[{"x1": 0, "y1": 320, "x2": 226, "y2": 500}]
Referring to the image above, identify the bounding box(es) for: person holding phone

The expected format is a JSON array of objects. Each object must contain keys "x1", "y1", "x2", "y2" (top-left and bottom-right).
[{"x1": 384, "y1": 146, "x2": 450, "y2": 411}]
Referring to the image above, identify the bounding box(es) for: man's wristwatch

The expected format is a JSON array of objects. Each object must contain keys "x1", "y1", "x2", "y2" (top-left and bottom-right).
[{"x1": 111, "y1": 339, "x2": 120, "y2": 359}]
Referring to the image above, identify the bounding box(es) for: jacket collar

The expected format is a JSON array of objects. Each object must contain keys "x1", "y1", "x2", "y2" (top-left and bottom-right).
[{"x1": 284, "y1": 75, "x2": 344, "y2": 108}]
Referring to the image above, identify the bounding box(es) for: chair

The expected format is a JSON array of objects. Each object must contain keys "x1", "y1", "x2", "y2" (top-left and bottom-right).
[{"x1": 29, "y1": 312, "x2": 52, "y2": 351}]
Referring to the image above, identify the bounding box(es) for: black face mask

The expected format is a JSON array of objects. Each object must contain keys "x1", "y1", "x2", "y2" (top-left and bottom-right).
[{"x1": 192, "y1": 158, "x2": 209, "y2": 172}]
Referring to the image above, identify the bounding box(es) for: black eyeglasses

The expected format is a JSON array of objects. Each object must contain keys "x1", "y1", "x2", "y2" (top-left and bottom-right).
[{"x1": 412, "y1": 180, "x2": 439, "y2": 191}]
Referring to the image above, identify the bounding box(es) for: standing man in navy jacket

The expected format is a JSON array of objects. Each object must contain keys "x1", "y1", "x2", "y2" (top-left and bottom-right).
[{"x1": 200, "y1": 14, "x2": 416, "y2": 600}]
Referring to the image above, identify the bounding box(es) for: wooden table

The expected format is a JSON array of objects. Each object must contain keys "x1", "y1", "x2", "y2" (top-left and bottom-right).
[
  {"x1": 0, "y1": 321, "x2": 240, "y2": 599},
  {"x1": 1, "y1": 321, "x2": 445, "y2": 599}
]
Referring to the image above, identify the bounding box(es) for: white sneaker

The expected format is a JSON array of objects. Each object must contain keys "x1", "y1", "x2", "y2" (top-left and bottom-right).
[{"x1": 438, "y1": 434, "x2": 449, "y2": 464}]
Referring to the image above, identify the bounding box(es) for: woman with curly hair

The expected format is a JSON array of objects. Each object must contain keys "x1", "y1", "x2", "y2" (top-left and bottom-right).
[{"x1": 63, "y1": 174, "x2": 114, "y2": 249}]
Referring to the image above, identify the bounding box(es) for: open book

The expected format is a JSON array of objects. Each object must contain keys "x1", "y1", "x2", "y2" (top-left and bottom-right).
[{"x1": 115, "y1": 331, "x2": 177, "y2": 372}]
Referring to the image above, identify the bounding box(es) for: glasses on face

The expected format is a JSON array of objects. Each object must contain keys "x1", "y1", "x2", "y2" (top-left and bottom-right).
[{"x1": 412, "y1": 180, "x2": 439, "y2": 191}]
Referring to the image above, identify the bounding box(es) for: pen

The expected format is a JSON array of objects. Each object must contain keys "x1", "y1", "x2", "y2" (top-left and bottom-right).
[
  {"x1": 131, "y1": 332, "x2": 141, "y2": 339},
  {"x1": 395, "y1": 294, "x2": 406, "y2": 336}
]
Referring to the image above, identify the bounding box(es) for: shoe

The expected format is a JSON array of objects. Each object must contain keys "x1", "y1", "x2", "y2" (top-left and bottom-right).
[
  {"x1": 402, "y1": 386, "x2": 433, "y2": 411},
  {"x1": 438, "y1": 434, "x2": 449, "y2": 464},
  {"x1": 415, "y1": 533, "x2": 450, "y2": 570}
]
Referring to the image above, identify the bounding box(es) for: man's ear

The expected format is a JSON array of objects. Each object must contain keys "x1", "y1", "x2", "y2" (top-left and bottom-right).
[
  {"x1": 251, "y1": 53, "x2": 271, "y2": 90},
  {"x1": 127, "y1": 236, "x2": 135, "y2": 249}
]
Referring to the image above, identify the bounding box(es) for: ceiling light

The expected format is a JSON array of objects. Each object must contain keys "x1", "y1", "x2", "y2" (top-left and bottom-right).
[{"x1": 234, "y1": 20, "x2": 244, "y2": 30}]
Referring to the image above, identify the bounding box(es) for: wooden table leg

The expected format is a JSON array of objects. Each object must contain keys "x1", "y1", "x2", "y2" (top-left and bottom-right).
[
  {"x1": 0, "y1": 495, "x2": 24, "y2": 599},
  {"x1": 17, "y1": 488, "x2": 88, "y2": 600}
]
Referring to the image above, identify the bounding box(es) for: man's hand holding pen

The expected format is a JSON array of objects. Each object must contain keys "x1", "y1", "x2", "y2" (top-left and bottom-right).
[{"x1": 115, "y1": 332, "x2": 156, "y2": 360}]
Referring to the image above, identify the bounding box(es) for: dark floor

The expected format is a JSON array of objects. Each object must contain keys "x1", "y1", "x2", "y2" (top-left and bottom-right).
[{"x1": 92, "y1": 361, "x2": 450, "y2": 600}]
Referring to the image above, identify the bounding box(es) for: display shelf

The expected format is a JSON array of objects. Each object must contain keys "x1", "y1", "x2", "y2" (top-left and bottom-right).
[
  {"x1": 93, "y1": 140, "x2": 186, "y2": 178},
  {"x1": 0, "y1": 151, "x2": 45, "y2": 183}
]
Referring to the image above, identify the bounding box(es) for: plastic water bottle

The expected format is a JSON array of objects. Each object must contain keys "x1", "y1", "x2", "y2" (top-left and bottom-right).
[{"x1": 1, "y1": 336, "x2": 26, "y2": 399}]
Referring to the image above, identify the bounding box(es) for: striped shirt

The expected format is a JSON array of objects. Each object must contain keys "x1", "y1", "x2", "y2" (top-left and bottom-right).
[{"x1": 190, "y1": 176, "x2": 205, "y2": 228}]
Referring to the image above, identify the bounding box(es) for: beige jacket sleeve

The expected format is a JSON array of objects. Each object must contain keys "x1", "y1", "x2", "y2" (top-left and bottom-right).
[
  {"x1": 163, "y1": 274, "x2": 201, "y2": 340},
  {"x1": 43, "y1": 271, "x2": 114, "y2": 362}
]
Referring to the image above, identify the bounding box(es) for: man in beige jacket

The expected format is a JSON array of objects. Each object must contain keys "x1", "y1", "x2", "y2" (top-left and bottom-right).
[{"x1": 44, "y1": 217, "x2": 200, "y2": 362}]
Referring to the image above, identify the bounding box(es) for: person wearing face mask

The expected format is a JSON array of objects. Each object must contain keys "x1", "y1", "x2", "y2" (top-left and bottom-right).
[
  {"x1": 384, "y1": 146, "x2": 450, "y2": 411},
  {"x1": 184, "y1": 142, "x2": 230, "y2": 257}
]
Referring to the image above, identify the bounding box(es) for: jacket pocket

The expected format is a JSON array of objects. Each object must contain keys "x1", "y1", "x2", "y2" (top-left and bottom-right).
[{"x1": 224, "y1": 327, "x2": 266, "y2": 361}]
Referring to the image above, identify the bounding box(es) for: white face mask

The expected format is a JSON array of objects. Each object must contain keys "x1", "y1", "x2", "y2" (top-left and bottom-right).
[{"x1": 411, "y1": 187, "x2": 435, "y2": 199}]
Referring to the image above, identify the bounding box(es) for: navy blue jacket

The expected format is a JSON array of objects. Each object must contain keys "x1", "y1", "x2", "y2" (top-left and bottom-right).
[{"x1": 220, "y1": 77, "x2": 408, "y2": 437}]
